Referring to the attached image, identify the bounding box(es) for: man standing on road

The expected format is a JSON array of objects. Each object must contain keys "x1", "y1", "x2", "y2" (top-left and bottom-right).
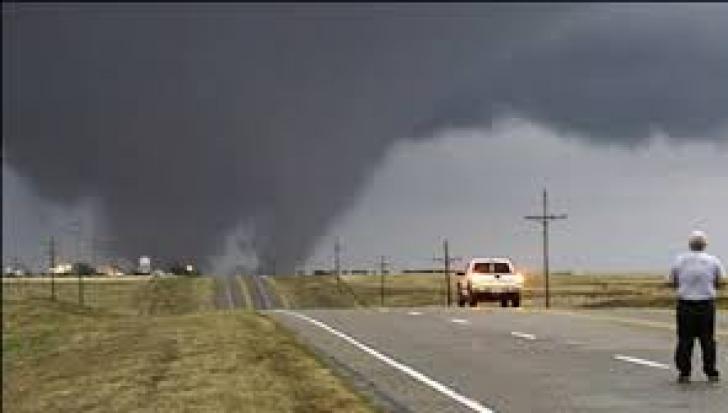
[{"x1": 668, "y1": 230, "x2": 725, "y2": 383}]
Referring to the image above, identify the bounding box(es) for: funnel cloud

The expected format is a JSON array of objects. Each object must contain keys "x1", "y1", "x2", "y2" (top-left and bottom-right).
[{"x1": 3, "y1": 4, "x2": 726, "y2": 273}]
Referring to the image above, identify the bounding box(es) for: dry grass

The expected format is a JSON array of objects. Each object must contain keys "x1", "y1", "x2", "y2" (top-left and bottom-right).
[
  {"x1": 341, "y1": 273, "x2": 450, "y2": 307},
  {"x1": 268, "y1": 272, "x2": 727, "y2": 310},
  {"x1": 269, "y1": 275, "x2": 365, "y2": 309},
  {"x1": 0, "y1": 275, "x2": 217, "y2": 316},
  {"x1": 2, "y1": 277, "x2": 378, "y2": 413}
]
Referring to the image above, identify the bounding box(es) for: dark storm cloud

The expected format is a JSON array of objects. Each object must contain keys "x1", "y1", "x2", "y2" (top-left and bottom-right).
[
  {"x1": 414, "y1": 4, "x2": 728, "y2": 145},
  {"x1": 3, "y1": 4, "x2": 725, "y2": 272}
]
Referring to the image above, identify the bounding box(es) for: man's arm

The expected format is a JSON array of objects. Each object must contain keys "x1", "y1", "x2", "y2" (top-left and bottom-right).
[
  {"x1": 715, "y1": 259, "x2": 726, "y2": 290},
  {"x1": 666, "y1": 266, "x2": 679, "y2": 289}
]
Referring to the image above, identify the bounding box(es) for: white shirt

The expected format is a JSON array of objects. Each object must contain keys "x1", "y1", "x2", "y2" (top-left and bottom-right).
[{"x1": 669, "y1": 251, "x2": 725, "y2": 301}]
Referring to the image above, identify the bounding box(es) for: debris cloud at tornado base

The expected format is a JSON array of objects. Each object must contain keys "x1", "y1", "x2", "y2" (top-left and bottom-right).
[{"x1": 3, "y1": 4, "x2": 726, "y2": 273}]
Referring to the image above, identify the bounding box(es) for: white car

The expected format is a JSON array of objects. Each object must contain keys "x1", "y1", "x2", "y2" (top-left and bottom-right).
[{"x1": 456, "y1": 257, "x2": 524, "y2": 307}]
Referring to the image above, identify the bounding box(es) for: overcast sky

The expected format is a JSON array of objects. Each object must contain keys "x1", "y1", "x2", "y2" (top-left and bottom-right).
[
  {"x1": 3, "y1": 4, "x2": 727, "y2": 274},
  {"x1": 307, "y1": 118, "x2": 727, "y2": 273}
]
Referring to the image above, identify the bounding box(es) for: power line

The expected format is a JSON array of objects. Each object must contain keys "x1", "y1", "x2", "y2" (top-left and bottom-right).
[{"x1": 524, "y1": 189, "x2": 568, "y2": 309}]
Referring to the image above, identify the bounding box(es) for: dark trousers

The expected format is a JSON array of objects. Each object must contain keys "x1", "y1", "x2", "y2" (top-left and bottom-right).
[{"x1": 675, "y1": 299, "x2": 718, "y2": 376}]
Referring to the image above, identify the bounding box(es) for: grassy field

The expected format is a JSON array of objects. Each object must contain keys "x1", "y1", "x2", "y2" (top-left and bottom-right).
[
  {"x1": 271, "y1": 272, "x2": 728, "y2": 309},
  {"x1": 2, "y1": 277, "x2": 378, "y2": 413},
  {"x1": 2, "y1": 276, "x2": 214, "y2": 315},
  {"x1": 4, "y1": 273, "x2": 723, "y2": 412},
  {"x1": 267, "y1": 275, "x2": 367, "y2": 309}
]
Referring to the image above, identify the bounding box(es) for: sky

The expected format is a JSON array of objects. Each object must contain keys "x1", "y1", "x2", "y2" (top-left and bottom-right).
[
  {"x1": 306, "y1": 118, "x2": 727, "y2": 273},
  {"x1": 3, "y1": 4, "x2": 727, "y2": 274}
]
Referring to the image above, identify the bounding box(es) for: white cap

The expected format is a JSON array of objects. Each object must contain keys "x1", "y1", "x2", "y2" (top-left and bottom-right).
[{"x1": 689, "y1": 230, "x2": 707, "y2": 244}]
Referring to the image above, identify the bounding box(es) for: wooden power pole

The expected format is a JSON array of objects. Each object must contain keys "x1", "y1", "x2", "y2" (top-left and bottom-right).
[
  {"x1": 434, "y1": 239, "x2": 461, "y2": 307},
  {"x1": 334, "y1": 238, "x2": 342, "y2": 286},
  {"x1": 48, "y1": 235, "x2": 56, "y2": 300},
  {"x1": 379, "y1": 255, "x2": 389, "y2": 307},
  {"x1": 524, "y1": 189, "x2": 567, "y2": 308}
]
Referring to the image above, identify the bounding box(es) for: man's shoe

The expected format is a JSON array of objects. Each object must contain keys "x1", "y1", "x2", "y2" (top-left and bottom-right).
[
  {"x1": 705, "y1": 369, "x2": 720, "y2": 382},
  {"x1": 677, "y1": 375, "x2": 691, "y2": 384}
]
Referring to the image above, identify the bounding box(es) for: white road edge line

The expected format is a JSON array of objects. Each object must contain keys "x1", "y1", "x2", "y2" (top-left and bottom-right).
[
  {"x1": 277, "y1": 310, "x2": 496, "y2": 413},
  {"x1": 613, "y1": 354, "x2": 671, "y2": 370},
  {"x1": 451, "y1": 318, "x2": 471, "y2": 324},
  {"x1": 511, "y1": 331, "x2": 536, "y2": 340}
]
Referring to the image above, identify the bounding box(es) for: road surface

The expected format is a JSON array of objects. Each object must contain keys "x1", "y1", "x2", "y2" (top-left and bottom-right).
[
  {"x1": 212, "y1": 274, "x2": 246, "y2": 309},
  {"x1": 213, "y1": 274, "x2": 283, "y2": 310},
  {"x1": 270, "y1": 307, "x2": 728, "y2": 413}
]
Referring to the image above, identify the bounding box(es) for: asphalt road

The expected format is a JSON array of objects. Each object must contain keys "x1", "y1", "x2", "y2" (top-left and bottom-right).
[
  {"x1": 214, "y1": 274, "x2": 283, "y2": 310},
  {"x1": 270, "y1": 307, "x2": 728, "y2": 413},
  {"x1": 212, "y1": 274, "x2": 246, "y2": 309},
  {"x1": 240, "y1": 273, "x2": 273, "y2": 310}
]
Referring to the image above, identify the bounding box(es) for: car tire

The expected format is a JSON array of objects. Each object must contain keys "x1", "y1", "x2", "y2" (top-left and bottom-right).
[
  {"x1": 457, "y1": 285, "x2": 467, "y2": 307},
  {"x1": 469, "y1": 297, "x2": 478, "y2": 307},
  {"x1": 511, "y1": 294, "x2": 521, "y2": 308},
  {"x1": 500, "y1": 299, "x2": 509, "y2": 308}
]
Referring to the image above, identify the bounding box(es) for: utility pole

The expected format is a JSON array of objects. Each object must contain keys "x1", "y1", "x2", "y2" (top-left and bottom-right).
[
  {"x1": 524, "y1": 189, "x2": 567, "y2": 309},
  {"x1": 48, "y1": 235, "x2": 56, "y2": 300},
  {"x1": 89, "y1": 219, "x2": 96, "y2": 270},
  {"x1": 78, "y1": 263, "x2": 85, "y2": 306},
  {"x1": 334, "y1": 238, "x2": 342, "y2": 286},
  {"x1": 70, "y1": 219, "x2": 85, "y2": 306},
  {"x1": 433, "y1": 239, "x2": 461, "y2": 307},
  {"x1": 379, "y1": 255, "x2": 389, "y2": 307}
]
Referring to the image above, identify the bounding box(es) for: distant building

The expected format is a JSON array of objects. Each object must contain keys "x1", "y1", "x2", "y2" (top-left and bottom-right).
[
  {"x1": 51, "y1": 263, "x2": 74, "y2": 275},
  {"x1": 403, "y1": 268, "x2": 448, "y2": 274},
  {"x1": 97, "y1": 264, "x2": 125, "y2": 276},
  {"x1": 138, "y1": 256, "x2": 152, "y2": 275},
  {"x1": 313, "y1": 269, "x2": 333, "y2": 276},
  {"x1": 346, "y1": 269, "x2": 374, "y2": 275},
  {"x1": 3, "y1": 265, "x2": 29, "y2": 277}
]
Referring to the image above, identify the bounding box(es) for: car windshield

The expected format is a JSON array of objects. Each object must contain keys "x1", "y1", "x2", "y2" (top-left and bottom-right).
[{"x1": 472, "y1": 262, "x2": 512, "y2": 274}]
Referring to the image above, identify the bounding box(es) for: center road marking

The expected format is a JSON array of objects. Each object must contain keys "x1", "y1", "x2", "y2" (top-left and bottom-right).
[
  {"x1": 613, "y1": 354, "x2": 671, "y2": 370},
  {"x1": 277, "y1": 310, "x2": 496, "y2": 413},
  {"x1": 511, "y1": 331, "x2": 537, "y2": 340},
  {"x1": 451, "y1": 318, "x2": 471, "y2": 324},
  {"x1": 408, "y1": 311, "x2": 422, "y2": 316}
]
